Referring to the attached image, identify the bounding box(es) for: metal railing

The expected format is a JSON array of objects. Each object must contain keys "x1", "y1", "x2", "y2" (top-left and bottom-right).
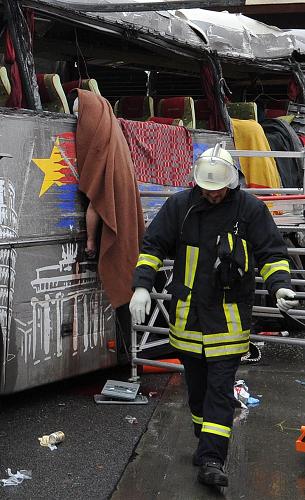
[{"x1": 131, "y1": 148, "x2": 305, "y2": 380}]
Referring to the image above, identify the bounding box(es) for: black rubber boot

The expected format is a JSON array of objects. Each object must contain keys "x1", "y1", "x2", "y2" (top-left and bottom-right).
[{"x1": 198, "y1": 461, "x2": 228, "y2": 487}]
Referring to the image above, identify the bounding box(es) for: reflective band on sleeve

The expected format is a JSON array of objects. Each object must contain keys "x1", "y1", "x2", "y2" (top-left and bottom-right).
[
  {"x1": 228, "y1": 232, "x2": 233, "y2": 251},
  {"x1": 192, "y1": 414, "x2": 203, "y2": 425},
  {"x1": 136, "y1": 253, "x2": 163, "y2": 271},
  {"x1": 223, "y1": 302, "x2": 242, "y2": 333},
  {"x1": 260, "y1": 260, "x2": 290, "y2": 282},
  {"x1": 242, "y1": 239, "x2": 248, "y2": 272},
  {"x1": 202, "y1": 421, "x2": 231, "y2": 439},
  {"x1": 174, "y1": 246, "x2": 199, "y2": 332}
]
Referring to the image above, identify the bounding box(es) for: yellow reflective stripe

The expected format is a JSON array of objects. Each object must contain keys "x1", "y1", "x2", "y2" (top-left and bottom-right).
[
  {"x1": 203, "y1": 330, "x2": 250, "y2": 345},
  {"x1": 136, "y1": 253, "x2": 163, "y2": 271},
  {"x1": 169, "y1": 323, "x2": 202, "y2": 341},
  {"x1": 228, "y1": 232, "x2": 233, "y2": 251},
  {"x1": 175, "y1": 296, "x2": 191, "y2": 331},
  {"x1": 185, "y1": 246, "x2": 199, "y2": 289},
  {"x1": 260, "y1": 260, "x2": 290, "y2": 281},
  {"x1": 202, "y1": 422, "x2": 231, "y2": 438},
  {"x1": 242, "y1": 239, "x2": 248, "y2": 272},
  {"x1": 223, "y1": 302, "x2": 242, "y2": 333},
  {"x1": 169, "y1": 332, "x2": 202, "y2": 354},
  {"x1": 174, "y1": 246, "x2": 199, "y2": 331},
  {"x1": 205, "y1": 341, "x2": 250, "y2": 358},
  {"x1": 192, "y1": 414, "x2": 203, "y2": 425}
]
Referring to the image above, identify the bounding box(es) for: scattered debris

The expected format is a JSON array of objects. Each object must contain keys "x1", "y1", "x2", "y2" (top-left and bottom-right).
[
  {"x1": 234, "y1": 380, "x2": 260, "y2": 409},
  {"x1": 295, "y1": 379, "x2": 305, "y2": 386},
  {"x1": 256, "y1": 331, "x2": 289, "y2": 337},
  {"x1": 148, "y1": 391, "x2": 158, "y2": 398},
  {"x1": 125, "y1": 415, "x2": 138, "y2": 424},
  {"x1": 233, "y1": 408, "x2": 249, "y2": 425},
  {"x1": 276, "y1": 419, "x2": 300, "y2": 432},
  {"x1": 102, "y1": 380, "x2": 140, "y2": 400},
  {"x1": 38, "y1": 431, "x2": 65, "y2": 450},
  {"x1": 1, "y1": 469, "x2": 32, "y2": 487}
]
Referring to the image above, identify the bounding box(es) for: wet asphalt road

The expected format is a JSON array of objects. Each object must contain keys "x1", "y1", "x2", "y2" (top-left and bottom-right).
[
  {"x1": 0, "y1": 364, "x2": 170, "y2": 499},
  {"x1": 2, "y1": 339, "x2": 305, "y2": 499},
  {"x1": 113, "y1": 340, "x2": 305, "y2": 500}
]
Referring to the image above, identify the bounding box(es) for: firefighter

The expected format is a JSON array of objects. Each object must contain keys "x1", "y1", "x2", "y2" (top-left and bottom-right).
[{"x1": 129, "y1": 144, "x2": 298, "y2": 488}]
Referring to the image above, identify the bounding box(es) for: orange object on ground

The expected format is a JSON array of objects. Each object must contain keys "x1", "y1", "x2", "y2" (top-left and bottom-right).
[
  {"x1": 296, "y1": 426, "x2": 305, "y2": 452},
  {"x1": 142, "y1": 358, "x2": 181, "y2": 373}
]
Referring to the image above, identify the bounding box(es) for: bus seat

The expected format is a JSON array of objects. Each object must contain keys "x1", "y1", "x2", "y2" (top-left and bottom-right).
[
  {"x1": 194, "y1": 99, "x2": 210, "y2": 129},
  {"x1": 264, "y1": 99, "x2": 289, "y2": 119},
  {"x1": 157, "y1": 96, "x2": 196, "y2": 129},
  {"x1": 36, "y1": 73, "x2": 70, "y2": 113},
  {"x1": 62, "y1": 78, "x2": 101, "y2": 96},
  {"x1": 265, "y1": 109, "x2": 286, "y2": 119},
  {"x1": 0, "y1": 66, "x2": 11, "y2": 106},
  {"x1": 147, "y1": 116, "x2": 183, "y2": 126},
  {"x1": 226, "y1": 102, "x2": 258, "y2": 121},
  {"x1": 114, "y1": 96, "x2": 154, "y2": 121}
]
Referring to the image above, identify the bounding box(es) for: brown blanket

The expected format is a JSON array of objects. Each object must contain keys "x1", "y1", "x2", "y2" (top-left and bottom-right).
[{"x1": 76, "y1": 90, "x2": 144, "y2": 308}]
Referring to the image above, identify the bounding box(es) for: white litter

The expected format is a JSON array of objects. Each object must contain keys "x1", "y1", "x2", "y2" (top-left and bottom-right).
[{"x1": 1, "y1": 468, "x2": 32, "y2": 487}]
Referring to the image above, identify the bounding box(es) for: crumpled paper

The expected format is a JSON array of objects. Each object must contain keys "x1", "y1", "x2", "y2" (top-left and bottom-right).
[
  {"x1": 38, "y1": 435, "x2": 57, "y2": 451},
  {"x1": 1, "y1": 468, "x2": 32, "y2": 487},
  {"x1": 234, "y1": 380, "x2": 260, "y2": 409},
  {"x1": 125, "y1": 415, "x2": 138, "y2": 424}
]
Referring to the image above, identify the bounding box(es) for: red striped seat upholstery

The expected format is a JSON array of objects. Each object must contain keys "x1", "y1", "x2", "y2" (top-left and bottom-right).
[{"x1": 157, "y1": 96, "x2": 196, "y2": 129}]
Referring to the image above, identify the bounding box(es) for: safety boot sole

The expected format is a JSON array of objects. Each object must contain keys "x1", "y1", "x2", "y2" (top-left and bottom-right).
[{"x1": 198, "y1": 469, "x2": 228, "y2": 487}]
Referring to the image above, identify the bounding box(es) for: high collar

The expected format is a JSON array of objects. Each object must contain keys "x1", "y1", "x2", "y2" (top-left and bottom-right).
[{"x1": 189, "y1": 185, "x2": 240, "y2": 211}]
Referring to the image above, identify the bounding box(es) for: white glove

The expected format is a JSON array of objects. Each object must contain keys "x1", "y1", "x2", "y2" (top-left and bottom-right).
[
  {"x1": 129, "y1": 287, "x2": 151, "y2": 324},
  {"x1": 275, "y1": 288, "x2": 299, "y2": 312}
]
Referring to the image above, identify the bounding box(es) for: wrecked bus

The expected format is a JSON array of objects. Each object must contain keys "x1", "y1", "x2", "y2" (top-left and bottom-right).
[{"x1": 0, "y1": 0, "x2": 305, "y2": 393}]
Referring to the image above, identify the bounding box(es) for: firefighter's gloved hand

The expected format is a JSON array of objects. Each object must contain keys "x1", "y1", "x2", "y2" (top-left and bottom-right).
[
  {"x1": 275, "y1": 288, "x2": 299, "y2": 312},
  {"x1": 129, "y1": 287, "x2": 151, "y2": 324}
]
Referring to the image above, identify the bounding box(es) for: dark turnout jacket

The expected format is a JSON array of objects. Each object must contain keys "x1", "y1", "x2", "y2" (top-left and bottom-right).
[{"x1": 133, "y1": 186, "x2": 292, "y2": 360}]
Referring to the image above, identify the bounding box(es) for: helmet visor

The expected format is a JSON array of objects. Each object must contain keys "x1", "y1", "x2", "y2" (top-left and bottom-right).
[{"x1": 193, "y1": 156, "x2": 237, "y2": 190}]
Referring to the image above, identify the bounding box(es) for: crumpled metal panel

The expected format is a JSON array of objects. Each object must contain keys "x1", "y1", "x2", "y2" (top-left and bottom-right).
[
  {"x1": 284, "y1": 29, "x2": 305, "y2": 54},
  {"x1": 25, "y1": 0, "x2": 301, "y2": 59},
  {"x1": 175, "y1": 9, "x2": 297, "y2": 59},
  {"x1": 99, "y1": 10, "x2": 204, "y2": 48},
  {"x1": 27, "y1": 0, "x2": 204, "y2": 50}
]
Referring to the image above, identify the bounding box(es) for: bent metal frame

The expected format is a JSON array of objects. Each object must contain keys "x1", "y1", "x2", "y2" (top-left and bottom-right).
[{"x1": 130, "y1": 149, "x2": 305, "y2": 381}]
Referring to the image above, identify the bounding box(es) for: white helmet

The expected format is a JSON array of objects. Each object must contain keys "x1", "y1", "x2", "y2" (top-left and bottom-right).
[{"x1": 193, "y1": 144, "x2": 238, "y2": 191}]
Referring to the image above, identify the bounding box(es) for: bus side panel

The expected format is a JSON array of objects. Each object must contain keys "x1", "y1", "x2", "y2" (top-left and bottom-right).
[
  {"x1": 0, "y1": 110, "x2": 117, "y2": 394},
  {"x1": 5, "y1": 243, "x2": 116, "y2": 394}
]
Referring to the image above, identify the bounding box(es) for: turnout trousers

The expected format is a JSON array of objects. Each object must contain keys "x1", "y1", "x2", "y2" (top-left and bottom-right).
[{"x1": 181, "y1": 353, "x2": 240, "y2": 465}]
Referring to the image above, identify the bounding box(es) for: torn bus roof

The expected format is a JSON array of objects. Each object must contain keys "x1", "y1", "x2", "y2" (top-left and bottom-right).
[
  {"x1": 15, "y1": 0, "x2": 305, "y2": 59},
  {"x1": 175, "y1": 8, "x2": 297, "y2": 59},
  {"x1": 19, "y1": 0, "x2": 206, "y2": 55}
]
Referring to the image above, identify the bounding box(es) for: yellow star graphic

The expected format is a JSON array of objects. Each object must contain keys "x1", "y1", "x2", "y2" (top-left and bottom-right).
[{"x1": 32, "y1": 137, "x2": 65, "y2": 196}]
